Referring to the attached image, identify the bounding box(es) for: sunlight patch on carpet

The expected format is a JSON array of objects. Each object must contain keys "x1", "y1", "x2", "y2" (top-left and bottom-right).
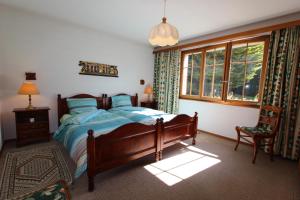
[{"x1": 144, "y1": 146, "x2": 221, "y2": 186}]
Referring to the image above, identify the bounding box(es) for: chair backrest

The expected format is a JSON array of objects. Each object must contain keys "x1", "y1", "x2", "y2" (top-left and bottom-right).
[{"x1": 258, "y1": 105, "x2": 282, "y2": 135}]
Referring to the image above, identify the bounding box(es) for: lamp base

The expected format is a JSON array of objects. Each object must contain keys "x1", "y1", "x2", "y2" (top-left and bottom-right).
[
  {"x1": 26, "y1": 104, "x2": 35, "y2": 110},
  {"x1": 26, "y1": 94, "x2": 35, "y2": 110}
]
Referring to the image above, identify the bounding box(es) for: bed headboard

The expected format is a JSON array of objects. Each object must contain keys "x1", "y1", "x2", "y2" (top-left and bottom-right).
[
  {"x1": 57, "y1": 94, "x2": 105, "y2": 125},
  {"x1": 104, "y1": 93, "x2": 138, "y2": 110}
]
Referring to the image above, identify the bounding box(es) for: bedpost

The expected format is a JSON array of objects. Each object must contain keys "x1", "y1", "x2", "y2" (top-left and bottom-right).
[
  {"x1": 58, "y1": 94, "x2": 62, "y2": 126},
  {"x1": 87, "y1": 129, "x2": 96, "y2": 192},
  {"x1": 155, "y1": 118, "x2": 162, "y2": 161},
  {"x1": 159, "y1": 118, "x2": 164, "y2": 160},
  {"x1": 192, "y1": 112, "x2": 198, "y2": 145},
  {"x1": 102, "y1": 94, "x2": 107, "y2": 110},
  {"x1": 135, "y1": 93, "x2": 138, "y2": 107}
]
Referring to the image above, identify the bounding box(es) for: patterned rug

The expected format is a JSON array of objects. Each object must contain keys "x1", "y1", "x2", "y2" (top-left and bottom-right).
[{"x1": 0, "y1": 144, "x2": 72, "y2": 200}]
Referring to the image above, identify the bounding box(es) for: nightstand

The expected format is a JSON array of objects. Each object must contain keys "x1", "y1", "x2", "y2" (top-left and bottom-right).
[
  {"x1": 140, "y1": 101, "x2": 157, "y2": 109},
  {"x1": 13, "y1": 107, "x2": 50, "y2": 147}
]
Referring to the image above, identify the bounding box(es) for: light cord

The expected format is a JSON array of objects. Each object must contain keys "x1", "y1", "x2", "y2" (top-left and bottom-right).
[{"x1": 163, "y1": 0, "x2": 166, "y2": 17}]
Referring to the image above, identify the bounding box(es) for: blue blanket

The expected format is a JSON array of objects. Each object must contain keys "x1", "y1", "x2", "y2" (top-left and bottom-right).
[
  {"x1": 108, "y1": 106, "x2": 176, "y2": 125},
  {"x1": 53, "y1": 109, "x2": 133, "y2": 178}
]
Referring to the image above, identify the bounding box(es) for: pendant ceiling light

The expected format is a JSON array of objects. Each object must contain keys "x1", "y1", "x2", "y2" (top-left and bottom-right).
[{"x1": 148, "y1": 0, "x2": 179, "y2": 47}]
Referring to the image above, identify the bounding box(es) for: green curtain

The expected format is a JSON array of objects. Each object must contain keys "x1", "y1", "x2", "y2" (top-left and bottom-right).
[
  {"x1": 153, "y1": 50, "x2": 180, "y2": 114},
  {"x1": 262, "y1": 26, "x2": 300, "y2": 160}
]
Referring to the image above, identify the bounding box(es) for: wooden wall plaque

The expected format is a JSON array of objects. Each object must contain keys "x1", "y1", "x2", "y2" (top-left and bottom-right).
[{"x1": 79, "y1": 61, "x2": 118, "y2": 77}]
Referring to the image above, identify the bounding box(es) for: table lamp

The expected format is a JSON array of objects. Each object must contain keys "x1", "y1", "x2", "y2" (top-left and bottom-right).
[
  {"x1": 18, "y1": 81, "x2": 40, "y2": 109},
  {"x1": 144, "y1": 84, "x2": 153, "y2": 102}
]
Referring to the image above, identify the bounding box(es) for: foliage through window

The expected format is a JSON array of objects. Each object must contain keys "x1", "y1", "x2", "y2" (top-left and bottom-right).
[
  {"x1": 203, "y1": 47, "x2": 226, "y2": 99},
  {"x1": 182, "y1": 52, "x2": 202, "y2": 96},
  {"x1": 228, "y1": 42, "x2": 264, "y2": 102},
  {"x1": 180, "y1": 36, "x2": 268, "y2": 106}
]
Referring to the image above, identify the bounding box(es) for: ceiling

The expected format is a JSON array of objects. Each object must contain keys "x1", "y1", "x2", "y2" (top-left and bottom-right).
[{"x1": 1, "y1": 0, "x2": 300, "y2": 45}]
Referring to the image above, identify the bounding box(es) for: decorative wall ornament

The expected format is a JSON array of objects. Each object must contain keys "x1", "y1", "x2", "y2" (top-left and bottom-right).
[
  {"x1": 79, "y1": 61, "x2": 118, "y2": 77},
  {"x1": 25, "y1": 72, "x2": 36, "y2": 80}
]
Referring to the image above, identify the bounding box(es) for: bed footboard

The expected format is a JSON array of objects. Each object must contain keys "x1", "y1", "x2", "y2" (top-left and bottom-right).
[
  {"x1": 87, "y1": 119, "x2": 163, "y2": 192},
  {"x1": 160, "y1": 112, "x2": 198, "y2": 158}
]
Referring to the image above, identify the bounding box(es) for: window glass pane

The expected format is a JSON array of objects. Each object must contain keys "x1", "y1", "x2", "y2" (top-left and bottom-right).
[
  {"x1": 228, "y1": 63, "x2": 245, "y2": 100},
  {"x1": 206, "y1": 50, "x2": 214, "y2": 65},
  {"x1": 247, "y1": 42, "x2": 264, "y2": 62},
  {"x1": 191, "y1": 67, "x2": 200, "y2": 95},
  {"x1": 181, "y1": 54, "x2": 192, "y2": 95},
  {"x1": 213, "y1": 65, "x2": 224, "y2": 98},
  {"x1": 191, "y1": 53, "x2": 202, "y2": 95},
  {"x1": 231, "y1": 44, "x2": 247, "y2": 62},
  {"x1": 186, "y1": 67, "x2": 192, "y2": 95},
  {"x1": 203, "y1": 66, "x2": 213, "y2": 97},
  {"x1": 215, "y1": 47, "x2": 225, "y2": 64},
  {"x1": 244, "y1": 63, "x2": 262, "y2": 101}
]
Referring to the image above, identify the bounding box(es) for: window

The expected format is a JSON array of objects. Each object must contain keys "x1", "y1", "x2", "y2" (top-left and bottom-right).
[
  {"x1": 181, "y1": 52, "x2": 202, "y2": 96},
  {"x1": 228, "y1": 41, "x2": 264, "y2": 102},
  {"x1": 203, "y1": 46, "x2": 226, "y2": 99},
  {"x1": 180, "y1": 36, "x2": 268, "y2": 107}
]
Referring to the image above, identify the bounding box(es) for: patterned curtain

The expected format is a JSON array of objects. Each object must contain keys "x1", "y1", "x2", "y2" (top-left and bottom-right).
[
  {"x1": 153, "y1": 50, "x2": 180, "y2": 114},
  {"x1": 262, "y1": 26, "x2": 300, "y2": 160}
]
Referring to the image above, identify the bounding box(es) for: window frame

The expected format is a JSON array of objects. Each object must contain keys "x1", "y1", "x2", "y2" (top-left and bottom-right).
[{"x1": 179, "y1": 35, "x2": 269, "y2": 108}]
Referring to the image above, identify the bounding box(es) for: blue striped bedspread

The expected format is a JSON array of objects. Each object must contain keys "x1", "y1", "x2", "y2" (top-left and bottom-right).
[
  {"x1": 53, "y1": 109, "x2": 133, "y2": 178},
  {"x1": 108, "y1": 106, "x2": 176, "y2": 125}
]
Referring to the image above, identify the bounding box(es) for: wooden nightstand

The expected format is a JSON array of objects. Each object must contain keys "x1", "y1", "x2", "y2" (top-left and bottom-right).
[
  {"x1": 13, "y1": 107, "x2": 50, "y2": 147},
  {"x1": 140, "y1": 101, "x2": 157, "y2": 109}
]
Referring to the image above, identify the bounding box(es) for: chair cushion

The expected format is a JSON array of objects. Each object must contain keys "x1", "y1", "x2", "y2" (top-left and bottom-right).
[
  {"x1": 24, "y1": 180, "x2": 70, "y2": 200},
  {"x1": 241, "y1": 126, "x2": 272, "y2": 135}
]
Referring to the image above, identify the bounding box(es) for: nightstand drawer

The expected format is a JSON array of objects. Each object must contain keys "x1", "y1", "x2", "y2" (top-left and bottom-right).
[
  {"x1": 141, "y1": 101, "x2": 158, "y2": 109},
  {"x1": 18, "y1": 129, "x2": 49, "y2": 139},
  {"x1": 17, "y1": 122, "x2": 49, "y2": 131}
]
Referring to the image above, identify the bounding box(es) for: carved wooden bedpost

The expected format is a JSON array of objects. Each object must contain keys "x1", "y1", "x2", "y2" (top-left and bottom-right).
[
  {"x1": 57, "y1": 94, "x2": 62, "y2": 125},
  {"x1": 155, "y1": 118, "x2": 162, "y2": 161},
  {"x1": 134, "y1": 93, "x2": 138, "y2": 106},
  {"x1": 192, "y1": 112, "x2": 198, "y2": 145},
  {"x1": 159, "y1": 118, "x2": 164, "y2": 160},
  {"x1": 87, "y1": 129, "x2": 96, "y2": 192},
  {"x1": 102, "y1": 94, "x2": 107, "y2": 110}
]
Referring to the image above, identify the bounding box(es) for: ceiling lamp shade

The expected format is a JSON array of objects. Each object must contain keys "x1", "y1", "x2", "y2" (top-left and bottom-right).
[
  {"x1": 149, "y1": 17, "x2": 179, "y2": 46},
  {"x1": 148, "y1": 0, "x2": 179, "y2": 47}
]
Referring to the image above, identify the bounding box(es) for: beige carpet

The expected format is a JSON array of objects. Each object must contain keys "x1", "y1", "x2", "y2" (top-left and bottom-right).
[{"x1": 2, "y1": 133, "x2": 300, "y2": 200}]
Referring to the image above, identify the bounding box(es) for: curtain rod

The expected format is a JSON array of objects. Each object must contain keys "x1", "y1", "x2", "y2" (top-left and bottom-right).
[{"x1": 153, "y1": 19, "x2": 300, "y2": 53}]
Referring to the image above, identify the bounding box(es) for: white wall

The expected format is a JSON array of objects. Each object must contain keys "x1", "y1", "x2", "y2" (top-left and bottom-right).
[
  {"x1": 0, "y1": 5, "x2": 154, "y2": 140},
  {"x1": 0, "y1": 101, "x2": 3, "y2": 150},
  {"x1": 179, "y1": 99, "x2": 259, "y2": 139}
]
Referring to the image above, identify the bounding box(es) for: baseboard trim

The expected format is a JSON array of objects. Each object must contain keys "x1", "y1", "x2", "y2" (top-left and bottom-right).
[{"x1": 198, "y1": 129, "x2": 252, "y2": 146}]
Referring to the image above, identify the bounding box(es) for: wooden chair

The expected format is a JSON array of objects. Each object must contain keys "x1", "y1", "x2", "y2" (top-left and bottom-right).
[{"x1": 234, "y1": 105, "x2": 282, "y2": 164}]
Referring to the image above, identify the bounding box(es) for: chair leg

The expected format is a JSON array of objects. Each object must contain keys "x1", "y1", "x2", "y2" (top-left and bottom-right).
[
  {"x1": 234, "y1": 126, "x2": 241, "y2": 151},
  {"x1": 252, "y1": 138, "x2": 259, "y2": 164}
]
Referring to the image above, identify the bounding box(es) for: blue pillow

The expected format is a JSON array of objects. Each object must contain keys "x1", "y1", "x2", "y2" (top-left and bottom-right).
[
  {"x1": 111, "y1": 95, "x2": 132, "y2": 108},
  {"x1": 67, "y1": 98, "x2": 97, "y2": 115}
]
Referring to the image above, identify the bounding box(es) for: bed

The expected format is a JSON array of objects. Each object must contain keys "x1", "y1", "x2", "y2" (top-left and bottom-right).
[
  {"x1": 56, "y1": 93, "x2": 198, "y2": 192},
  {"x1": 105, "y1": 94, "x2": 198, "y2": 153}
]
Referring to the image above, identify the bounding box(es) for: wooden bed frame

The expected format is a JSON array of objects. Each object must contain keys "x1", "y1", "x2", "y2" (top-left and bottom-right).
[{"x1": 57, "y1": 93, "x2": 198, "y2": 192}]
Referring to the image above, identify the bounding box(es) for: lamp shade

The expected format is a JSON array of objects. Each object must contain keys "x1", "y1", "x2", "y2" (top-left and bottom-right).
[
  {"x1": 149, "y1": 17, "x2": 179, "y2": 47},
  {"x1": 18, "y1": 82, "x2": 40, "y2": 95},
  {"x1": 144, "y1": 84, "x2": 153, "y2": 94}
]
